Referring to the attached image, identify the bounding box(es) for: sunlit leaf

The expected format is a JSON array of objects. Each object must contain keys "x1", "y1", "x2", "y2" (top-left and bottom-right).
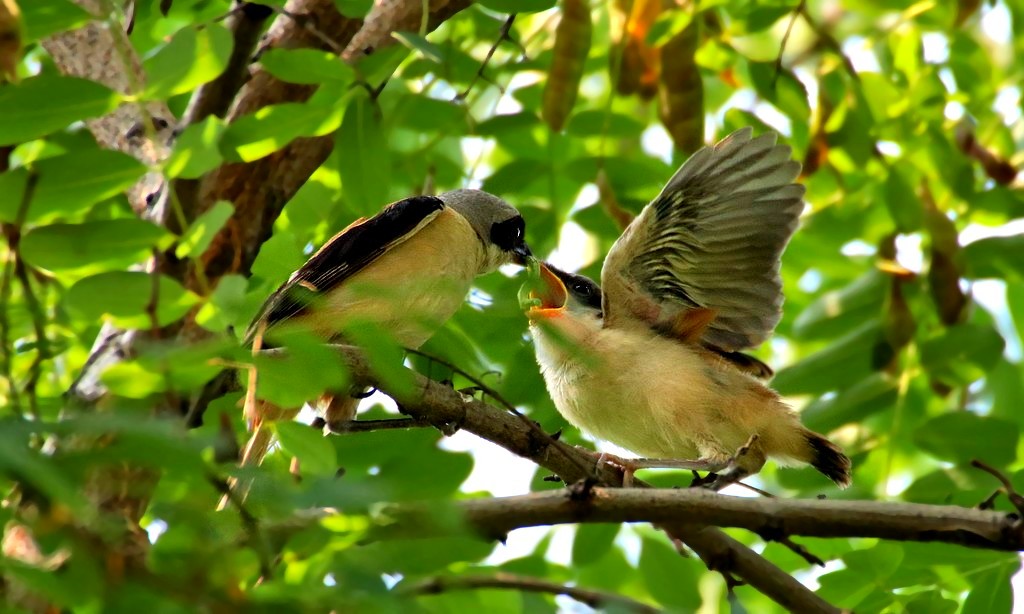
[
  {"x1": 143, "y1": 24, "x2": 234, "y2": 99},
  {"x1": 29, "y1": 149, "x2": 147, "y2": 221},
  {"x1": 336, "y1": 91, "x2": 391, "y2": 216},
  {"x1": 259, "y1": 48, "x2": 356, "y2": 85},
  {"x1": 914, "y1": 413, "x2": 1018, "y2": 466},
  {"x1": 175, "y1": 200, "x2": 234, "y2": 260},
  {"x1": 66, "y1": 272, "x2": 200, "y2": 328},
  {"x1": 21, "y1": 219, "x2": 169, "y2": 271},
  {"x1": 0, "y1": 74, "x2": 119, "y2": 145}
]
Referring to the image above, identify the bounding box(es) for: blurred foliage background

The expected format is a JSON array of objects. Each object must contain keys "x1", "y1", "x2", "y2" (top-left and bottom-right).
[{"x1": 1, "y1": 0, "x2": 1023, "y2": 611}]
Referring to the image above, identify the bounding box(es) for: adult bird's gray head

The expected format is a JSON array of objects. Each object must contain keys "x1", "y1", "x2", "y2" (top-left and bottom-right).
[{"x1": 441, "y1": 188, "x2": 532, "y2": 270}]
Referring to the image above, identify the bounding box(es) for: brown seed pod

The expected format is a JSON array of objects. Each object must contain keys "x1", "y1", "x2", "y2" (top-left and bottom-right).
[
  {"x1": 542, "y1": 0, "x2": 592, "y2": 133},
  {"x1": 611, "y1": 0, "x2": 661, "y2": 99},
  {"x1": 658, "y1": 20, "x2": 703, "y2": 154},
  {"x1": 0, "y1": 0, "x2": 22, "y2": 83}
]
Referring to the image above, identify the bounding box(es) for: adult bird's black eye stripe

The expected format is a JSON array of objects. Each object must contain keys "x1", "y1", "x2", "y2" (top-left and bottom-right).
[{"x1": 490, "y1": 216, "x2": 525, "y2": 251}]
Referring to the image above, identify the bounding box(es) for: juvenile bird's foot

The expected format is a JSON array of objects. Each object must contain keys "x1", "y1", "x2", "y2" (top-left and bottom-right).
[
  {"x1": 700, "y1": 435, "x2": 760, "y2": 492},
  {"x1": 590, "y1": 450, "x2": 729, "y2": 487}
]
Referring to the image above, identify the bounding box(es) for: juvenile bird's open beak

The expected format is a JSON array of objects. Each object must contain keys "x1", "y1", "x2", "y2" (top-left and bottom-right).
[{"x1": 525, "y1": 262, "x2": 568, "y2": 318}]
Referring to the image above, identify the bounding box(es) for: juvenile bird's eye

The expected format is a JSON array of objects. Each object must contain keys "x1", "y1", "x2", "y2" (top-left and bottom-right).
[{"x1": 573, "y1": 283, "x2": 590, "y2": 296}]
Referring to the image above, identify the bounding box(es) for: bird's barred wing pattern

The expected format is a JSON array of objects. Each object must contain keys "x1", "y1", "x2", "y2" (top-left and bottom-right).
[
  {"x1": 246, "y1": 195, "x2": 445, "y2": 341},
  {"x1": 602, "y1": 128, "x2": 804, "y2": 351}
]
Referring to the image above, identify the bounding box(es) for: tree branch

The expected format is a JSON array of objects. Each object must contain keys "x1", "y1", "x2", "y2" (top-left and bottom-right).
[
  {"x1": 292, "y1": 345, "x2": 840, "y2": 613},
  {"x1": 405, "y1": 572, "x2": 659, "y2": 613},
  {"x1": 374, "y1": 488, "x2": 1024, "y2": 552}
]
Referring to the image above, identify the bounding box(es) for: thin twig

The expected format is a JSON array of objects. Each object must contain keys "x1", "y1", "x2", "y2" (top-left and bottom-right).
[
  {"x1": 0, "y1": 247, "x2": 19, "y2": 416},
  {"x1": 772, "y1": 0, "x2": 805, "y2": 86},
  {"x1": 13, "y1": 256, "x2": 47, "y2": 419},
  {"x1": 146, "y1": 248, "x2": 162, "y2": 336},
  {"x1": 325, "y1": 417, "x2": 435, "y2": 433},
  {"x1": 0, "y1": 170, "x2": 40, "y2": 416},
  {"x1": 401, "y1": 347, "x2": 596, "y2": 478},
  {"x1": 456, "y1": 14, "x2": 516, "y2": 101},
  {"x1": 207, "y1": 475, "x2": 273, "y2": 578},
  {"x1": 773, "y1": 536, "x2": 826, "y2": 567},
  {"x1": 405, "y1": 572, "x2": 659, "y2": 613},
  {"x1": 798, "y1": 4, "x2": 859, "y2": 82},
  {"x1": 971, "y1": 459, "x2": 1024, "y2": 516},
  {"x1": 265, "y1": 5, "x2": 346, "y2": 55}
]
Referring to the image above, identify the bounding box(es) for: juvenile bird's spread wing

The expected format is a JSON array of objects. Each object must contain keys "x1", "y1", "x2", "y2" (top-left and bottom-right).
[
  {"x1": 602, "y1": 128, "x2": 804, "y2": 351},
  {"x1": 247, "y1": 195, "x2": 445, "y2": 340}
]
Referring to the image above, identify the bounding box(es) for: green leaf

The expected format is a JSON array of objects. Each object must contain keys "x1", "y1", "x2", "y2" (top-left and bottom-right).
[
  {"x1": 176, "y1": 201, "x2": 234, "y2": 259},
  {"x1": 903, "y1": 591, "x2": 959, "y2": 614},
  {"x1": 962, "y1": 563, "x2": 1015, "y2": 614},
  {"x1": 638, "y1": 536, "x2": 701, "y2": 610},
  {"x1": 342, "y1": 322, "x2": 415, "y2": 400},
  {"x1": 571, "y1": 523, "x2": 620, "y2": 567},
  {"x1": 566, "y1": 110, "x2": 646, "y2": 139},
  {"x1": 253, "y1": 329, "x2": 350, "y2": 408},
  {"x1": 883, "y1": 168, "x2": 923, "y2": 232},
  {"x1": 276, "y1": 421, "x2": 338, "y2": 476},
  {"x1": 478, "y1": 0, "x2": 556, "y2": 13},
  {"x1": 335, "y1": 0, "x2": 374, "y2": 18},
  {"x1": 30, "y1": 149, "x2": 147, "y2": 221},
  {"x1": 645, "y1": 11, "x2": 693, "y2": 47},
  {"x1": 21, "y1": 219, "x2": 169, "y2": 271},
  {"x1": 66, "y1": 272, "x2": 200, "y2": 328},
  {"x1": 21, "y1": 0, "x2": 93, "y2": 43},
  {"x1": 0, "y1": 427, "x2": 91, "y2": 520},
  {"x1": 747, "y1": 62, "x2": 810, "y2": 124},
  {"x1": 773, "y1": 320, "x2": 883, "y2": 395},
  {"x1": 220, "y1": 99, "x2": 346, "y2": 162},
  {"x1": 101, "y1": 361, "x2": 168, "y2": 398},
  {"x1": 791, "y1": 270, "x2": 887, "y2": 340},
  {"x1": 801, "y1": 372, "x2": 899, "y2": 433},
  {"x1": 919, "y1": 323, "x2": 1005, "y2": 386},
  {"x1": 336, "y1": 91, "x2": 391, "y2": 216},
  {"x1": 0, "y1": 74, "x2": 120, "y2": 145},
  {"x1": 914, "y1": 413, "x2": 1018, "y2": 466},
  {"x1": 143, "y1": 24, "x2": 234, "y2": 99},
  {"x1": 165, "y1": 116, "x2": 226, "y2": 179},
  {"x1": 392, "y1": 32, "x2": 446, "y2": 64},
  {"x1": 963, "y1": 235, "x2": 1024, "y2": 280},
  {"x1": 0, "y1": 167, "x2": 30, "y2": 223},
  {"x1": 259, "y1": 48, "x2": 356, "y2": 85},
  {"x1": 391, "y1": 94, "x2": 468, "y2": 134},
  {"x1": 196, "y1": 274, "x2": 249, "y2": 332}
]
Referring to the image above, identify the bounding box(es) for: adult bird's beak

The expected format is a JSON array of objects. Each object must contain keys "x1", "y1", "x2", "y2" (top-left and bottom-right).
[
  {"x1": 512, "y1": 241, "x2": 533, "y2": 265},
  {"x1": 524, "y1": 262, "x2": 568, "y2": 318}
]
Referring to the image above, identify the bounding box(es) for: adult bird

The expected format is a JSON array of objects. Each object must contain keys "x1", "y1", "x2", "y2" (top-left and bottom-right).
[
  {"x1": 238, "y1": 189, "x2": 531, "y2": 467},
  {"x1": 524, "y1": 128, "x2": 851, "y2": 489}
]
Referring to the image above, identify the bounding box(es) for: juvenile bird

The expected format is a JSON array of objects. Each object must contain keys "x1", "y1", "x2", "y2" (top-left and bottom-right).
[
  {"x1": 525, "y1": 129, "x2": 851, "y2": 489},
  {"x1": 239, "y1": 189, "x2": 531, "y2": 467}
]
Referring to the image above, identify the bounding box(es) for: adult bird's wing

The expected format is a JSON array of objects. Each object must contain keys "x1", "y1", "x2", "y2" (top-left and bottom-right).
[
  {"x1": 246, "y1": 195, "x2": 445, "y2": 341},
  {"x1": 601, "y1": 128, "x2": 804, "y2": 352}
]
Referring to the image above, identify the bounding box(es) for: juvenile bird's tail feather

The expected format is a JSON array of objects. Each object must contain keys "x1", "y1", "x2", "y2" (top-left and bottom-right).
[{"x1": 805, "y1": 431, "x2": 852, "y2": 488}]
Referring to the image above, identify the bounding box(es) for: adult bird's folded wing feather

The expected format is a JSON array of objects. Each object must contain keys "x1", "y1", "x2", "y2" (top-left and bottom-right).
[{"x1": 247, "y1": 195, "x2": 445, "y2": 341}]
